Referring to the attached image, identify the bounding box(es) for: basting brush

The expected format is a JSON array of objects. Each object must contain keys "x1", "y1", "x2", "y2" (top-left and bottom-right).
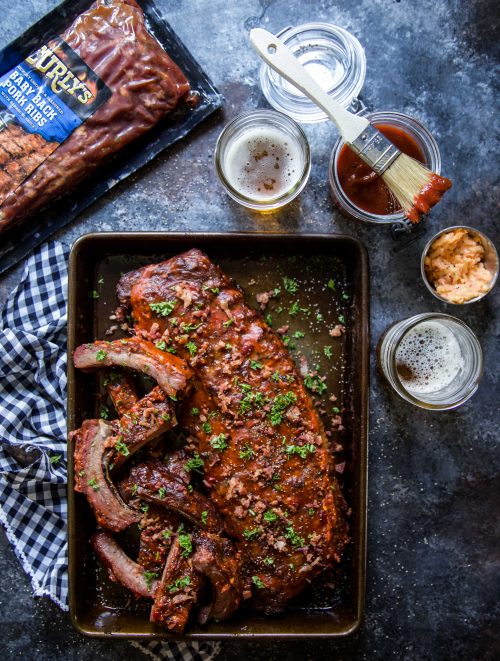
[{"x1": 250, "y1": 28, "x2": 452, "y2": 223}]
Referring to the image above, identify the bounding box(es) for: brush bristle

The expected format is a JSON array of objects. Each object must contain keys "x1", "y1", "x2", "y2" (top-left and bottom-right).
[
  {"x1": 381, "y1": 154, "x2": 432, "y2": 214},
  {"x1": 382, "y1": 153, "x2": 452, "y2": 223}
]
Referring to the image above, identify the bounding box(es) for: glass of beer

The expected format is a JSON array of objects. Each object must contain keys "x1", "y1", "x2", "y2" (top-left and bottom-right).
[
  {"x1": 214, "y1": 109, "x2": 311, "y2": 211},
  {"x1": 377, "y1": 313, "x2": 483, "y2": 410}
]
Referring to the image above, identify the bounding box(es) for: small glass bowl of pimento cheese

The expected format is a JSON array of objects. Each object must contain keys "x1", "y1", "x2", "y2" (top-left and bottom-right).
[{"x1": 421, "y1": 226, "x2": 498, "y2": 304}]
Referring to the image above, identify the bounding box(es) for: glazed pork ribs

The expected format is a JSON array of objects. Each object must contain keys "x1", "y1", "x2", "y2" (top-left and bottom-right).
[{"x1": 118, "y1": 248, "x2": 349, "y2": 614}]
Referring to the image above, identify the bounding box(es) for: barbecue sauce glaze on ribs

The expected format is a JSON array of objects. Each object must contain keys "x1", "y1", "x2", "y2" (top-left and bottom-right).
[{"x1": 117, "y1": 248, "x2": 349, "y2": 614}]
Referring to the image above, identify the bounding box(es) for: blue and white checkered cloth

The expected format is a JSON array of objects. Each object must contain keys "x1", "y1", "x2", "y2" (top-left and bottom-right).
[{"x1": 0, "y1": 241, "x2": 219, "y2": 661}]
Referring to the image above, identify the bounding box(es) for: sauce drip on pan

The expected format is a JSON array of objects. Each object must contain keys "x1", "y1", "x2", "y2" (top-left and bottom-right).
[{"x1": 337, "y1": 124, "x2": 425, "y2": 215}]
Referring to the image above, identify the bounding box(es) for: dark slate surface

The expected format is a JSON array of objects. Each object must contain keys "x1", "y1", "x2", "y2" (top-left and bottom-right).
[{"x1": 1, "y1": 1, "x2": 499, "y2": 659}]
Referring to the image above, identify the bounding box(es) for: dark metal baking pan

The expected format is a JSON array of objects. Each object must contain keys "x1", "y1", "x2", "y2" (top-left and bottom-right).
[
  {"x1": 67, "y1": 232, "x2": 369, "y2": 639},
  {"x1": 0, "y1": 0, "x2": 222, "y2": 276}
]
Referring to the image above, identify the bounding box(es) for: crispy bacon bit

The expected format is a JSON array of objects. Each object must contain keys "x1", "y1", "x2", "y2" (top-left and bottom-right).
[
  {"x1": 256, "y1": 291, "x2": 273, "y2": 310},
  {"x1": 329, "y1": 324, "x2": 345, "y2": 337}
]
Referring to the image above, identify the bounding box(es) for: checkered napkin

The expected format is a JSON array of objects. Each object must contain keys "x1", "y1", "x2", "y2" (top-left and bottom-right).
[{"x1": 0, "y1": 241, "x2": 219, "y2": 661}]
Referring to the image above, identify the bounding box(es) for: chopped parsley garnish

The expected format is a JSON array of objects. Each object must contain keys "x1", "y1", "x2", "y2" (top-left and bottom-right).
[
  {"x1": 87, "y1": 478, "x2": 99, "y2": 491},
  {"x1": 225, "y1": 343, "x2": 233, "y2": 351},
  {"x1": 289, "y1": 301, "x2": 300, "y2": 317},
  {"x1": 324, "y1": 345, "x2": 333, "y2": 359},
  {"x1": 143, "y1": 571, "x2": 158, "y2": 590},
  {"x1": 162, "y1": 529, "x2": 172, "y2": 539},
  {"x1": 201, "y1": 421, "x2": 212, "y2": 434},
  {"x1": 265, "y1": 314, "x2": 273, "y2": 326},
  {"x1": 263, "y1": 557, "x2": 275, "y2": 566},
  {"x1": 316, "y1": 312, "x2": 324, "y2": 322},
  {"x1": 249, "y1": 360, "x2": 263, "y2": 370},
  {"x1": 158, "y1": 487, "x2": 167, "y2": 499},
  {"x1": 191, "y1": 407, "x2": 200, "y2": 416},
  {"x1": 285, "y1": 525, "x2": 305, "y2": 548},
  {"x1": 223, "y1": 318, "x2": 234, "y2": 328},
  {"x1": 181, "y1": 322, "x2": 201, "y2": 332},
  {"x1": 114, "y1": 436, "x2": 129, "y2": 457},
  {"x1": 239, "y1": 444, "x2": 255, "y2": 461},
  {"x1": 184, "y1": 453, "x2": 205, "y2": 473},
  {"x1": 155, "y1": 340, "x2": 167, "y2": 351},
  {"x1": 95, "y1": 349, "x2": 107, "y2": 362},
  {"x1": 141, "y1": 504, "x2": 149, "y2": 514},
  {"x1": 161, "y1": 412, "x2": 171, "y2": 422},
  {"x1": 149, "y1": 300, "x2": 176, "y2": 317},
  {"x1": 332, "y1": 406, "x2": 340, "y2": 414},
  {"x1": 89, "y1": 290, "x2": 99, "y2": 299},
  {"x1": 263, "y1": 510, "x2": 278, "y2": 524},
  {"x1": 99, "y1": 405, "x2": 110, "y2": 420},
  {"x1": 102, "y1": 371, "x2": 119, "y2": 386},
  {"x1": 243, "y1": 527, "x2": 261, "y2": 541},
  {"x1": 211, "y1": 287, "x2": 220, "y2": 294},
  {"x1": 338, "y1": 314, "x2": 345, "y2": 324},
  {"x1": 342, "y1": 293, "x2": 350, "y2": 301},
  {"x1": 78, "y1": 470, "x2": 86, "y2": 478},
  {"x1": 166, "y1": 346, "x2": 177, "y2": 354},
  {"x1": 167, "y1": 576, "x2": 191, "y2": 593},
  {"x1": 308, "y1": 508, "x2": 316, "y2": 516},
  {"x1": 131, "y1": 484, "x2": 138, "y2": 496},
  {"x1": 210, "y1": 433, "x2": 228, "y2": 451},
  {"x1": 273, "y1": 286, "x2": 281, "y2": 297},
  {"x1": 275, "y1": 305, "x2": 283, "y2": 313},
  {"x1": 252, "y1": 575, "x2": 266, "y2": 589},
  {"x1": 285, "y1": 443, "x2": 316, "y2": 459},
  {"x1": 327, "y1": 279, "x2": 336, "y2": 291},
  {"x1": 293, "y1": 331, "x2": 305, "y2": 339},
  {"x1": 186, "y1": 341, "x2": 197, "y2": 356},
  {"x1": 283, "y1": 276, "x2": 298, "y2": 294},
  {"x1": 269, "y1": 391, "x2": 297, "y2": 426},
  {"x1": 178, "y1": 532, "x2": 193, "y2": 558},
  {"x1": 271, "y1": 371, "x2": 281, "y2": 382},
  {"x1": 169, "y1": 317, "x2": 179, "y2": 326},
  {"x1": 50, "y1": 454, "x2": 62, "y2": 464},
  {"x1": 201, "y1": 511, "x2": 208, "y2": 525},
  {"x1": 304, "y1": 374, "x2": 328, "y2": 395},
  {"x1": 97, "y1": 276, "x2": 104, "y2": 285},
  {"x1": 289, "y1": 563, "x2": 296, "y2": 571}
]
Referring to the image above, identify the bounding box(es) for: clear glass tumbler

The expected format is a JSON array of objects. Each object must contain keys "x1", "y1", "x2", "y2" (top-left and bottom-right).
[
  {"x1": 214, "y1": 109, "x2": 311, "y2": 211},
  {"x1": 377, "y1": 313, "x2": 483, "y2": 410}
]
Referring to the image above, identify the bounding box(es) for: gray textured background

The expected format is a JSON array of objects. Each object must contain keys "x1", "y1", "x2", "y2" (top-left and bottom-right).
[{"x1": 1, "y1": 0, "x2": 499, "y2": 659}]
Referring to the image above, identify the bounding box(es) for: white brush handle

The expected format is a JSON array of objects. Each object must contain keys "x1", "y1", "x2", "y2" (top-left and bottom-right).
[{"x1": 249, "y1": 27, "x2": 369, "y2": 143}]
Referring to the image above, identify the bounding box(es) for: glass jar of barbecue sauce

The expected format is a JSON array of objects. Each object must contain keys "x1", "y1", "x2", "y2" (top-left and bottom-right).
[
  {"x1": 328, "y1": 111, "x2": 442, "y2": 225},
  {"x1": 255, "y1": 23, "x2": 444, "y2": 226}
]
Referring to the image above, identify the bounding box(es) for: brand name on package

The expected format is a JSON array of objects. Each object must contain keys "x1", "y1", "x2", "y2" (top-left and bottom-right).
[{"x1": 25, "y1": 45, "x2": 94, "y2": 104}]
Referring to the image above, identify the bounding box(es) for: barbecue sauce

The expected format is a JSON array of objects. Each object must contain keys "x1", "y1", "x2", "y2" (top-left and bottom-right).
[{"x1": 337, "y1": 124, "x2": 426, "y2": 215}]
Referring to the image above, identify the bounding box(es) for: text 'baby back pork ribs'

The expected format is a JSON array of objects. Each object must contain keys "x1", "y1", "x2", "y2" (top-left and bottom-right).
[{"x1": 117, "y1": 248, "x2": 349, "y2": 614}]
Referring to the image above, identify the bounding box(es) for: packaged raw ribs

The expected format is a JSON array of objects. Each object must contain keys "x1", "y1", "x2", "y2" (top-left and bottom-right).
[{"x1": 0, "y1": 0, "x2": 190, "y2": 234}]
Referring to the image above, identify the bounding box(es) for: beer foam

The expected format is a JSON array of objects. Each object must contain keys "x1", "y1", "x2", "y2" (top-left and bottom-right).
[
  {"x1": 224, "y1": 127, "x2": 303, "y2": 201},
  {"x1": 395, "y1": 321, "x2": 464, "y2": 394}
]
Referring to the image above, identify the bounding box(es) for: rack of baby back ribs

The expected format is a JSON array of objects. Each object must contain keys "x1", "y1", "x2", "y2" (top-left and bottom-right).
[{"x1": 70, "y1": 248, "x2": 349, "y2": 633}]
